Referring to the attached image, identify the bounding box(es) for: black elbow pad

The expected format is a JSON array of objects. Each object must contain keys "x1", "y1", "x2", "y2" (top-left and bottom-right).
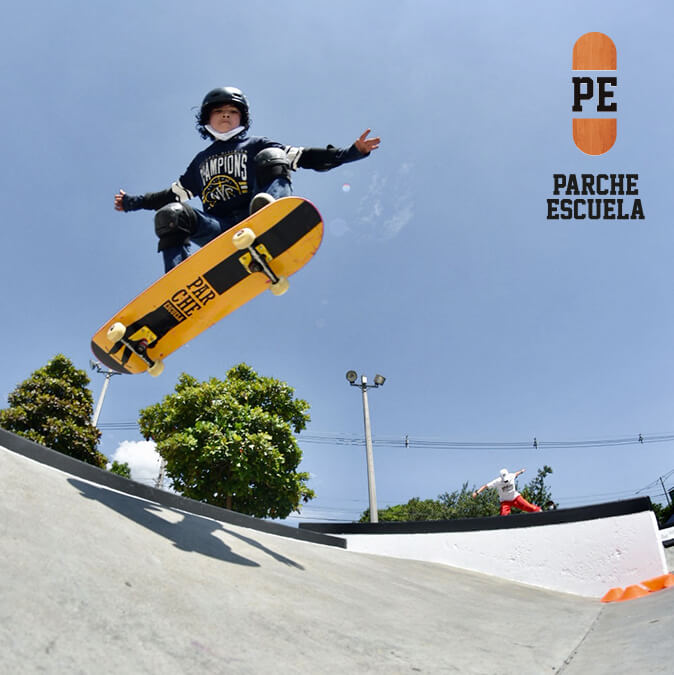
[{"x1": 298, "y1": 145, "x2": 341, "y2": 171}]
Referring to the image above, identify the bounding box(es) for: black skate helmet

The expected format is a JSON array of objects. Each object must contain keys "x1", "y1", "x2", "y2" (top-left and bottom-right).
[{"x1": 197, "y1": 86, "x2": 250, "y2": 138}]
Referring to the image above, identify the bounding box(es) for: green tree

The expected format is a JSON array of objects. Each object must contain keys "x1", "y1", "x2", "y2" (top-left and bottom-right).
[
  {"x1": 0, "y1": 354, "x2": 105, "y2": 468},
  {"x1": 109, "y1": 461, "x2": 132, "y2": 479},
  {"x1": 362, "y1": 497, "x2": 450, "y2": 523},
  {"x1": 362, "y1": 484, "x2": 501, "y2": 522},
  {"x1": 438, "y1": 482, "x2": 502, "y2": 518},
  {"x1": 652, "y1": 500, "x2": 674, "y2": 527},
  {"x1": 361, "y1": 468, "x2": 554, "y2": 522},
  {"x1": 520, "y1": 465, "x2": 554, "y2": 508},
  {"x1": 138, "y1": 363, "x2": 314, "y2": 518}
]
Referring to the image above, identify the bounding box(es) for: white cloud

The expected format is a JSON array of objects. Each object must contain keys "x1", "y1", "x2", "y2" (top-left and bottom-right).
[
  {"x1": 328, "y1": 217, "x2": 350, "y2": 237},
  {"x1": 110, "y1": 440, "x2": 162, "y2": 486},
  {"x1": 357, "y1": 165, "x2": 415, "y2": 240}
]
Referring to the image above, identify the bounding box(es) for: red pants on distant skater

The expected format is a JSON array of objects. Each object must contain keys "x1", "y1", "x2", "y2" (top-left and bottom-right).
[{"x1": 499, "y1": 495, "x2": 542, "y2": 516}]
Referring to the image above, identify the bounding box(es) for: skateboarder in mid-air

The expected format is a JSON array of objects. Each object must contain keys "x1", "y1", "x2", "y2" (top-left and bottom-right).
[
  {"x1": 472, "y1": 468, "x2": 542, "y2": 516},
  {"x1": 114, "y1": 86, "x2": 380, "y2": 273}
]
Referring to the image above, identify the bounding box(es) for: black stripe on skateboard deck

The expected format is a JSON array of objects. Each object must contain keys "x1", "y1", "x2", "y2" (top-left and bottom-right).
[
  {"x1": 90, "y1": 340, "x2": 133, "y2": 374},
  {"x1": 126, "y1": 305, "x2": 184, "y2": 343},
  {"x1": 204, "y1": 199, "x2": 321, "y2": 294},
  {"x1": 96, "y1": 304, "x2": 184, "y2": 372}
]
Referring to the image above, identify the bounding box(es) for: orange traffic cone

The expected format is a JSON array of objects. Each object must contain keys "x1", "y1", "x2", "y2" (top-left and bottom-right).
[
  {"x1": 600, "y1": 587, "x2": 623, "y2": 603},
  {"x1": 640, "y1": 573, "x2": 674, "y2": 592},
  {"x1": 616, "y1": 585, "x2": 650, "y2": 601}
]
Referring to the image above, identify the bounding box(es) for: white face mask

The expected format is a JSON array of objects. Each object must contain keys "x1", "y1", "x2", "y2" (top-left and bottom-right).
[{"x1": 205, "y1": 124, "x2": 245, "y2": 142}]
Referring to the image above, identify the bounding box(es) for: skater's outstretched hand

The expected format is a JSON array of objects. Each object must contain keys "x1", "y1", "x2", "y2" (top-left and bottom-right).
[
  {"x1": 114, "y1": 189, "x2": 126, "y2": 211},
  {"x1": 355, "y1": 129, "x2": 381, "y2": 155}
]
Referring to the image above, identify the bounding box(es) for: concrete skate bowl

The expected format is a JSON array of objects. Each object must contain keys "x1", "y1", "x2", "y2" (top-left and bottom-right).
[{"x1": 1, "y1": 428, "x2": 671, "y2": 674}]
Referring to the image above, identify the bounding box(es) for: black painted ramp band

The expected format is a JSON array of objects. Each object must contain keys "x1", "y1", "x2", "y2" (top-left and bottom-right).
[
  {"x1": 0, "y1": 427, "x2": 345, "y2": 548},
  {"x1": 298, "y1": 497, "x2": 654, "y2": 535}
]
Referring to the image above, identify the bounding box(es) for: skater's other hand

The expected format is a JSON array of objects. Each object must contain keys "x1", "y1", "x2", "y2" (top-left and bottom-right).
[
  {"x1": 355, "y1": 129, "x2": 381, "y2": 155},
  {"x1": 114, "y1": 189, "x2": 126, "y2": 211}
]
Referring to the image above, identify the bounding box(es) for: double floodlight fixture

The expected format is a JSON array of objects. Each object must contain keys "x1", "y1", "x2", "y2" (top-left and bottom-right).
[{"x1": 345, "y1": 370, "x2": 386, "y2": 388}]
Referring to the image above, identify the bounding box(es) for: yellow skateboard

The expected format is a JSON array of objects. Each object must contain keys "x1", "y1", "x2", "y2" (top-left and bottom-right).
[{"x1": 91, "y1": 197, "x2": 323, "y2": 375}]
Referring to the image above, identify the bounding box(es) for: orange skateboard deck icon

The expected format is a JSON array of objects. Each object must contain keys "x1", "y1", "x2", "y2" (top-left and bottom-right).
[
  {"x1": 572, "y1": 32, "x2": 617, "y2": 155},
  {"x1": 91, "y1": 197, "x2": 323, "y2": 375}
]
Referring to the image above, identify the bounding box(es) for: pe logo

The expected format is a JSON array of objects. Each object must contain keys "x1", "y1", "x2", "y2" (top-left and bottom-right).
[{"x1": 572, "y1": 32, "x2": 616, "y2": 155}]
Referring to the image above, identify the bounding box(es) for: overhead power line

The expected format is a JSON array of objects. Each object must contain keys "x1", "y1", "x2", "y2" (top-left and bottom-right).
[
  {"x1": 296, "y1": 431, "x2": 674, "y2": 451},
  {"x1": 97, "y1": 422, "x2": 674, "y2": 451}
]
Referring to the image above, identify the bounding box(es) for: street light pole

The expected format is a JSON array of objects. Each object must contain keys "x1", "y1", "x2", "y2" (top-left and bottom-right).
[
  {"x1": 90, "y1": 361, "x2": 120, "y2": 427},
  {"x1": 346, "y1": 371, "x2": 386, "y2": 523},
  {"x1": 360, "y1": 376, "x2": 378, "y2": 523}
]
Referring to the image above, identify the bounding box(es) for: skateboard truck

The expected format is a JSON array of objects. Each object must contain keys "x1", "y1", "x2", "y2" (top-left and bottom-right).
[
  {"x1": 106, "y1": 323, "x2": 165, "y2": 376},
  {"x1": 233, "y1": 227, "x2": 289, "y2": 296}
]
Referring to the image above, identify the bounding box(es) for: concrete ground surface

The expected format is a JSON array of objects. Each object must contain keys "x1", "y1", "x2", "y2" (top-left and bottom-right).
[{"x1": 1, "y1": 445, "x2": 672, "y2": 674}]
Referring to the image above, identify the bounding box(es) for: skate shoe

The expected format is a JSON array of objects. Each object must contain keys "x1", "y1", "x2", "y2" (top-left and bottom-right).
[{"x1": 249, "y1": 193, "x2": 275, "y2": 215}]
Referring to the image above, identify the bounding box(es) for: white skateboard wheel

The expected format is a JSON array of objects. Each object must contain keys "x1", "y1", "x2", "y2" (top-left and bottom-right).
[
  {"x1": 233, "y1": 227, "x2": 255, "y2": 250},
  {"x1": 270, "y1": 277, "x2": 289, "y2": 296},
  {"x1": 148, "y1": 360, "x2": 164, "y2": 377},
  {"x1": 106, "y1": 322, "x2": 126, "y2": 343}
]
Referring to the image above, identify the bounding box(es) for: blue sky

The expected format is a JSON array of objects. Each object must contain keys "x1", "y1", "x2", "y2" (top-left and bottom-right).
[{"x1": 2, "y1": 1, "x2": 673, "y2": 522}]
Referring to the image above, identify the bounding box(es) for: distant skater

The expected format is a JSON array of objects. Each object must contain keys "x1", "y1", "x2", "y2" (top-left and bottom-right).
[{"x1": 472, "y1": 468, "x2": 542, "y2": 516}]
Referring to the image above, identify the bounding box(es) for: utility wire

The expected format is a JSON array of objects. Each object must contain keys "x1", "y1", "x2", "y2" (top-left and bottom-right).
[
  {"x1": 98, "y1": 422, "x2": 674, "y2": 451},
  {"x1": 304, "y1": 432, "x2": 674, "y2": 450},
  {"x1": 97, "y1": 423, "x2": 673, "y2": 506}
]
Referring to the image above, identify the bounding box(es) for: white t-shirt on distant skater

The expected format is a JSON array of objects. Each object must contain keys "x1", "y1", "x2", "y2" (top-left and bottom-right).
[{"x1": 487, "y1": 471, "x2": 519, "y2": 502}]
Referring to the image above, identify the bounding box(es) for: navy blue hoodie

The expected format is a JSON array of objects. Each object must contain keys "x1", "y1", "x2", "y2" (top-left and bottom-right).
[{"x1": 123, "y1": 132, "x2": 366, "y2": 218}]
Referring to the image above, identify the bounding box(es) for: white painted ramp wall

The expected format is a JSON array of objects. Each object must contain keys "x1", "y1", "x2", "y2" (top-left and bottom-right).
[{"x1": 344, "y1": 510, "x2": 668, "y2": 597}]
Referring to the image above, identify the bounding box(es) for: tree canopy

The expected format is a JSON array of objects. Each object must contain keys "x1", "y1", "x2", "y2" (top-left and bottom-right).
[
  {"x1": 109, "y1": 461, "x2": 132, "y2": 479},
  {"x1": 0, "y1": 354, "x2": 105, "y2": 468},
  {"x1": 138, "y1": 363, "x2": 314, "y2": 519},
  {"x1": 519, "y1": 465, "x2": 554, "y2": 509},
  {"x1": 652, "y1": 500, "x2": 674, "y2": 527}
]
